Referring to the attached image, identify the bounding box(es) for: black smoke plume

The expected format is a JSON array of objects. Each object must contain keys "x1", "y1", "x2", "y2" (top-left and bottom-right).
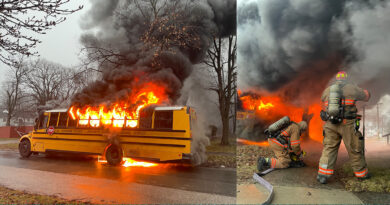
[
  {"x1": 73, "y1": 0, "x2": 236, "y2": 106},
  {"x1": 238, "y1": 0, "x2": 390, "y2": 107}
]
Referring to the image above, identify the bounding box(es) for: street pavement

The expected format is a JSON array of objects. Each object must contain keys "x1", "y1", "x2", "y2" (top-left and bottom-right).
[
  {"x1": 237, "y1": 138, "x2": 390, "y2": 204},
  {"x1": 0, "y1": 150, "x2": 236, "y2": 204}
]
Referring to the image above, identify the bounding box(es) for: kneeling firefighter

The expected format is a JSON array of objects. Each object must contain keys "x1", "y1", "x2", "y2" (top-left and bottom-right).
[
  {"x1": 258, "y1": 116, "x2": 307, "y2": 170},
  {"x1": 317, "y1": 71, "x2": 370, "y2": 184}
]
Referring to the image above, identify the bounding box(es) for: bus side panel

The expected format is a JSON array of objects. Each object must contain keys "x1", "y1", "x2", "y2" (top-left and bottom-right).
[
  {"x1": 172, "y1": 110, "x2": 191, "y2": 137},
  {"x1": 120, "y1": 129, "x2": 191, "y2": 161},
  {"x1": 122, "y1": 143, "x2": 191, "y2": 161},
  {"x1": 31, "y1": 130, "x2": 107, "y2": 155}
]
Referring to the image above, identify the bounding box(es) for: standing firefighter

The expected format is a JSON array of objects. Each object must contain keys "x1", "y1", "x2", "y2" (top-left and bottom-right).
[
  {"x1": 317, "y1": 71, "x2": 370, "y2": 184},
  {"x1": 258, "y1": 116, "x2": 307, "y2": 170}
]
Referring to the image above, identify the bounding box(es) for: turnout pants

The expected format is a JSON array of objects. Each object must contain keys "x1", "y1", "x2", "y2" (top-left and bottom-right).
[
  {"x1": 268, "y1": 138, "x2": 290, "y2": 168},
  {"x1": 318, "y1": 119, "x2": 368, "y2": 178}
]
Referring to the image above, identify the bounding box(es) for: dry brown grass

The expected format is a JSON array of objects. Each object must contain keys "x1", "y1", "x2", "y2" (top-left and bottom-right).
[
  {"x1": 237, "y1": 144, "x2": 274, "y2": 184},
  {"x1": 0, "y1": 185, "x2": 88, "y2": 204},
  {"x1": 0, "y1": 143, "x2": 18, "y2": 150},
  {"x1": 340, "y1": 163, "x2": 390, "y2": 193}
]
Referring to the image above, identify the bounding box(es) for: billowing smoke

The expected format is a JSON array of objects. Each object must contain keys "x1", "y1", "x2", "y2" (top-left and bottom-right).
[
  {"x1": 73, "y1": 0, "x2": 236, "y2": 165},
  {"x1": 74, "y1": 0, "x2": 235, "y2": 105},
  {"x1": 238, "y1": 0, "x2": 390, "y2": 107}
]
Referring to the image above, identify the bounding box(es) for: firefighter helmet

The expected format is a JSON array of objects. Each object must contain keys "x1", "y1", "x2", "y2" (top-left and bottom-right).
[
  {"x1": 336, "y1": 71, "x2": 348, "y2": 80},
  {"x1": 298, "y1": 121, "x2": 307, "y2": 131}
]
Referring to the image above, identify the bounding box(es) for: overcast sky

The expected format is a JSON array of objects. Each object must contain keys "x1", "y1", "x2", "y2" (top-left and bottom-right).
[{"x1": 0, "y1": 0, "x2": 92, "y2": 83}]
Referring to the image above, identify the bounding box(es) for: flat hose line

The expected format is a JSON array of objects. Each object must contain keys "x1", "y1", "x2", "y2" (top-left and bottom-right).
[{"x1": 253, "y1": 168, "x2": 275, "y2": 204}]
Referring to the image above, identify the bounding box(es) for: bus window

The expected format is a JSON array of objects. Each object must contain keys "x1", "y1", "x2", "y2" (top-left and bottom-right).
[
  {"x1": 57, "y1": 112, "x2": 68, "y2": 128},
  {"x1": 48, "y1": 112, "x2": 59, "y2": 127},
  {"x1": 139, "y1": 107, "x2": 153, "y2": 129},
  {"x1": 68, "y1": 116, "x2": 77, "y2": 127},
  {"x1": 40, "y1": 115, "x2": 48, "y2": 129},
  {"x1": 154, "y1": 111, "x2": 173, "y2": 129}
]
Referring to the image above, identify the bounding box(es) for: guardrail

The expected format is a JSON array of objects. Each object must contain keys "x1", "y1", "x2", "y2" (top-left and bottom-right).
[{"x1": 383, "y1": 133, "x2": 390, "y2": 145}]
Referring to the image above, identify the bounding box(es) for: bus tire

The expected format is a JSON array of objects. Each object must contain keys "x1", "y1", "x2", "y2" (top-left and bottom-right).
[
  {"x1": 19, "y1": 139, "x2": 32, "y2": 158},
  {"x1": 105, "y1": 144, "x2": 123, "y2": 166}
]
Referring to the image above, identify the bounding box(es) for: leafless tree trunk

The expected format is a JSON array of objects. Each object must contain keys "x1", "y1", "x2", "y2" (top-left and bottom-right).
[
  {"x1": 2, "y1": 56, "x2": 29, "y2": 126},
  {"x1": 205, "y1": 35, "x2": 237, "y2": 145}
]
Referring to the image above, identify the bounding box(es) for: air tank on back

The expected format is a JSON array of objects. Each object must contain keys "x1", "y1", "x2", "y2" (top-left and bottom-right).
[
  {"x1": 267, "y1": 116, "x2": 291, "y2": 134},
  {"x1": 328, "y1": 83, "x2": 341, "y2": 117}
]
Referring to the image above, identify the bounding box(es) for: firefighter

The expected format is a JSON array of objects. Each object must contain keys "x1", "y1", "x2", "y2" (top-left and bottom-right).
[
  {"x1": 317, "y1": 71, "x2": 370, "y2": 184},
  {"x1": 258, "y1": 120, "x2": 307, "y2": 170}
]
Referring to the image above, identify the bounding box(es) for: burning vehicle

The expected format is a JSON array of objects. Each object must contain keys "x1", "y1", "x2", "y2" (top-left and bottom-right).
[
  {"x1": 236, "y1": 91, "x2": 323, "y2": 143},
  {"x1": 18, "y1": 100, "x2": 198, "y2": 166}
]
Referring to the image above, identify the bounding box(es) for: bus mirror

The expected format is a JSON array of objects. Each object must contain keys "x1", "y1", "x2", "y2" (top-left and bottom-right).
[{"x1": 34, "y1": 118, "x2": 39, "y2": 130}]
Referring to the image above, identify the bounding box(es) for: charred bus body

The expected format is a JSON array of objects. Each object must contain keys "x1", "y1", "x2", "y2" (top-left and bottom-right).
[{"x1": 18, "y1": 106, "x2": 196, "y2": 165}]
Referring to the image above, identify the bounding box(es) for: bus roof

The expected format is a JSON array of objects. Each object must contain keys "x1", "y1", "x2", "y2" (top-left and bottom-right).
[
  {"x1": 155, "y1": 106, "x2": 186, "y2": 110},
  {"x1": 46, "y1": 106, "x2": 187, "y2": 113},
  {"x1": 46, "y1": 109, "x2": 68, "y2": 113}
]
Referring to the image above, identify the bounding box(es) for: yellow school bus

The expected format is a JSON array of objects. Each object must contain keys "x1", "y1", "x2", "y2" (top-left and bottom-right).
[{"x1": 18, "y1": 106, "x2": 196, "y2": 165}]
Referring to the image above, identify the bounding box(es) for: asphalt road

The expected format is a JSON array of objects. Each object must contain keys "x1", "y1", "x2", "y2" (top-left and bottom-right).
[
  {"x1": 261, "y1": 139, "x2": 390, "y2": 204},
  {"x1": 0, "y1": 150, "x2": 236, "y2": 197}
]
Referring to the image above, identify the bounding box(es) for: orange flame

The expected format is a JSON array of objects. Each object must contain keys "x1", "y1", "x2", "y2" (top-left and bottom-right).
[
  {"x1": 237, "y1": 138, "x2": 269, "y2": 146},
  {"x1": 258, "y1": 100, "x2": 274, "y2": 110},
  {"x1": 97, "y1": 156, "x2": 158, "y2": 168},
  {"x1": 68, "y1": 83, "x2": 167, "y2": 128},
  {"x1": 122, "y1": 158, "x2": 158, "y2": 167},
  {"x1": 240, "y1": 95, "x2": 304, "y2": 122},
  {"x1": 240, "y1": 93, "x2": 324, "y2": 142}
]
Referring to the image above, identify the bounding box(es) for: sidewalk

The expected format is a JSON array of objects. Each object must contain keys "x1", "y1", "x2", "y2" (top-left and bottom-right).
[
  {"x1": 237, "y1": 183, "x2": 362, "y2": 204},
  {"x1": 0, "y1": 165, "x2": 235, "y2": 204}
]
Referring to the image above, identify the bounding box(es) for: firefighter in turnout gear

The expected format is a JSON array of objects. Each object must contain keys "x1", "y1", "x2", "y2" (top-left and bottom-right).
[
  {"x1": 317, "y1": 71, "x2": 370, "y2": 184},
  {"x1": 258, "y1": 120, "x2": 307, "y2": 170}
]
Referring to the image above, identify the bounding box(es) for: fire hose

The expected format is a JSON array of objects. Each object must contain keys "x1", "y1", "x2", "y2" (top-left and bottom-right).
[
  {"x1": 253, "y1": 151, "x2": 306, "y2": 204},
  {"x1": 253, "y1": 170, "x2": 274, "y2": 205}
]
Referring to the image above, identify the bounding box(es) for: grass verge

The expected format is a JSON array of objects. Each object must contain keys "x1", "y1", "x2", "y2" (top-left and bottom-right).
[
  {"x1": 203, "y1": 154, "x2": 236, "y2": 168},
  {"x1": 0, "y1": 138, "x2": 18, "y2": 141},
  {"x1": 204, "y1": 138, "x2": 236, "y2": 168},
  {"x1": 237, "y1": 144, "x2": 273, "y2": 184},
  {"x1": 206, "y1": 138, "x2": 236, "y2": 153},
  {"x1": 340, "y1": 163, "x2": 390, "y2": 193},
  {"x1": 0, "y1": 185, "x2": 87, "y2": 204},
  {"x1": 0, "y1": 143, "x2": 18, "y2": 150}
]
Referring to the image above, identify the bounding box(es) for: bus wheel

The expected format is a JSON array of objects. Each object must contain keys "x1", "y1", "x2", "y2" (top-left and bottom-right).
[
  {"x1": 105, "y1": 145, "x2": 123, "y2": 166},
  {"x1": 19, "y1": 139, "x2": 32, "y2": 158}
]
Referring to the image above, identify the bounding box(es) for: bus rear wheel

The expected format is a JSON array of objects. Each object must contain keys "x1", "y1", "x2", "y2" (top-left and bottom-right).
[
  {"x1": 19, "y1": 139, "x2": 32, "y2": 158},
  {"x1": 105, "y1": 145, "x2": 123, "y2": 166}
]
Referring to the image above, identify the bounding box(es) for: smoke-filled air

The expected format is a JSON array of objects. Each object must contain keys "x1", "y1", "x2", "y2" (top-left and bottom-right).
[{"x1": 238, "y1": 0, "x2": 390, "y2": 107}]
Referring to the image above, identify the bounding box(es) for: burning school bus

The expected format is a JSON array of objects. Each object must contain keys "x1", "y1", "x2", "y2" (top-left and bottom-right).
[
  {"x1": 236, "y1": 91, "x2": 323, "y2": 142},
  {"x1": 18, "y1": 105, "x2": 197, "y2": 165}
]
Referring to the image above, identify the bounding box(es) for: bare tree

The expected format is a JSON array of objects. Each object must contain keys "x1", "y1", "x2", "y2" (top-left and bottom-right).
[
  {"x1": 205, "y1": 35, "x2": 237, "y2": 145},
  {"x1": 139, "y1": 0, "x2": 201, "y2": 57},
  {"x1": 2, "y1": 55, "x2": 30, "y2": 126},
  {"x1": 80, "y1": 0, "x2": 202, "y2": 69},
  {"x1": 26, "y1": 59, "x2": 68, "y2": 106},
  {"x1": 0, "y1": 0, "x2": 83, "y2": 65},
  {"x1": 58, "y1": 68, "x2": 89, "y2": 101}
]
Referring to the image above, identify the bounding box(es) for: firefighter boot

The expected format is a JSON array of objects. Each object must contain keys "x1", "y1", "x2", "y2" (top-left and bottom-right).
[
  {"x1": 257, "y1": 157, "x2": 270, "y2": 171},
  {"x1": 357, "y1": 172, "x2": 371, "y2": 181},
  {"x1": 317, "y1": 174, "x2": 328, "y2": 184}
]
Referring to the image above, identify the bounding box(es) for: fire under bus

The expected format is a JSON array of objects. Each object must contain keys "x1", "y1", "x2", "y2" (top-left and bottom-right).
[{"x1": 18, "y1": 106, "x2": 196, "y2": 165}]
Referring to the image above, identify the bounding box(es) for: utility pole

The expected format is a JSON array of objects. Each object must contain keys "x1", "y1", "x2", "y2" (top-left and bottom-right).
[
  {"x1": 363, "y1": 105, "x2": 366, "y2": 137},
  {"x1": 377, "y1": 103, "x2": 383, "y2": 137},
  {"x1": 363, "y1": 105, "x2": 366, "y2": 156}
]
